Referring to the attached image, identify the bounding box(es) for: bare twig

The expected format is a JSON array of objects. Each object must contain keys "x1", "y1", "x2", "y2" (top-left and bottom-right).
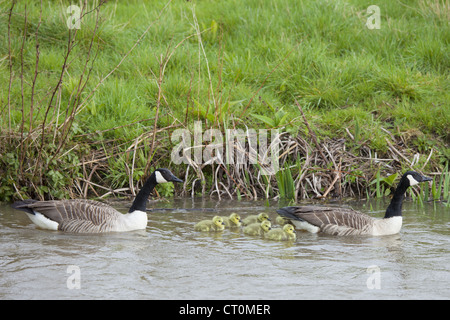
[
  {"x1": 7, "y1": 0, "x2": 16, "y2": 136},
  {"x1": 385, "y1": 137, "x2": 412, "y2": 167},
  {"x1": 29, "y1": 0, "x2": 43, "y2": 136},
  {"x1": 295, "y1": 99, "x2": 328, "y2": 165},
  {"x1": 76, "y1": 0, "x2": 174, "y2": 116},
  {"x1": 18, "y1": 5, "x2": 28, "y2": 176}
]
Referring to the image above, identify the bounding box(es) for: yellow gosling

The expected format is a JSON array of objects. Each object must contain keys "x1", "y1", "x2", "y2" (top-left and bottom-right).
[
  {"x1": 276, "y1": 215, "x2": 292, "y2": 226},
  {"x1": 266, "y1": 224, "x2": 297, "y2": 241},
  {"x1": 242, "y1": 212, "x2": 271, "y2": 226},
  {"x1": 194, "y1": 216, "x2": 225, "y2": 232},
  {"x1": 243, "y1": 220, "x2": 272, "y2": 236},
  {"x1": 221, "y1": 213, "x2": 242, "y2": 228}
]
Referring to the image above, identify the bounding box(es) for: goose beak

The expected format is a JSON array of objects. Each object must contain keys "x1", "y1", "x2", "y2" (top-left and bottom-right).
[
  {"x1": 169, "y1": 174, "x2": 183, "y2": 183},
  {"x1": 421, "y1": 175, "x2": 433, "y2": 182}
]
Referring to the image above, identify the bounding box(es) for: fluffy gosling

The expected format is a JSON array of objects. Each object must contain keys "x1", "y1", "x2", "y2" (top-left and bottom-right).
[
  {"x1": 242, "y1": 212, "x2": 271, "y2": 226},
  {"x1": 221, "y1": 213, "x2": 242, "y2": 228},
  {"x1": 266, "y1": 224, "x2": 296, "y2": 241},
  {"x1": 276, "y1": 215, "x2": 293, "y2": 226},
  {"x1": 194, "y1": 216, "x2": 225, "y2": 232},
  {"x1": 243, "y1": 220, "x2": 272, "y2": 236}
]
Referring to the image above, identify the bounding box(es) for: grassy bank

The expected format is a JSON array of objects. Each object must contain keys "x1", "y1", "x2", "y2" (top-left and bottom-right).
[{"x1": 0, "y1": 0, "x2": 448, "y2": 203}]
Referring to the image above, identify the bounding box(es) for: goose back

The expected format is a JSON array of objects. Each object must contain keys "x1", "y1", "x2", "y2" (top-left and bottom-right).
[
  {"x1": 277, "y1": 206, "x2": 375, "y2": 236},
  {"x1": 13, "y1": 199, "x2": 144, "y2": 233},
  {"x1": 276, "y1": 172, "x2": 431, "y2": 237}
]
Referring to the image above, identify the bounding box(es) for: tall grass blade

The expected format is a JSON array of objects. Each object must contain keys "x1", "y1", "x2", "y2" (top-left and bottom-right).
[{"x1": 276, "y1": 166, "x2": 295, "y2": 200}]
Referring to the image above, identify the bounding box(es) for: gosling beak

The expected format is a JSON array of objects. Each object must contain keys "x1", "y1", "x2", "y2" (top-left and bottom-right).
[{"x1": 222, "y1": 222, "x2": 225, "y2": 225}]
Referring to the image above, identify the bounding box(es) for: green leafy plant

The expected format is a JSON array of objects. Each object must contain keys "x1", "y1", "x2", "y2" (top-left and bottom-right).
[
  {"x1": 370, "y1": 171, "x2": 399, "y2": 197},
  {"x1": 251, "y1": 102, "x2": 290, "y2": 128},
  {"x1": 156, "y1": 183, "x2": 175, "y2": 198},
  {"x1": 276, "y1": 165, "x2": 295, "y2": 200}
]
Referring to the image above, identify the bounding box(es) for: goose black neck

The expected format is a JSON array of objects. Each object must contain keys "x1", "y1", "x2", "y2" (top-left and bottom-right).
[
  {"x1": 128, "y1": 173, "x2": 157, "y2": 213},
  {"x1": 384, "y1": 178, "x2": 409, "y2": 219}
]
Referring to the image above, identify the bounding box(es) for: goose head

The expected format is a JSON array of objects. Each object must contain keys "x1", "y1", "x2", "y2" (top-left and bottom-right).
[
  {"x1": 384, "y1": 171, "x2": 432, "y2": 219},
  {"x1": 260, "y1": 220, "x2": 272, "y2": 232},
  {"x1": 128, "y1": 168, "x2": 182, "y2": 213},
  {"x1": 402, "y1": 171, "x2": 432, "y2": 187},
  {"x1": 283, "y1": 224, "x2": 295, "y2": 235},
  {"x1": 258, "y1": 213, "x2": 271, "y2": 222},
  {"x1": 229, "y1": 213, "x2": 242, "y2": 226},
  {"x1": 212, "y1": 216, "x2": 225, "y2": 227},
  {"x1": 153, "y1": 168, "x2": 183, "y2": 184}
]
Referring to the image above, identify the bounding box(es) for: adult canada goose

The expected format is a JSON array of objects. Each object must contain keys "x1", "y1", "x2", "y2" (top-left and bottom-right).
[
  {"x1": 242, "y1": 212, "x2": 270, "y2": 226},
  {"x1": 266, "y1": 224, "x2": 296, "y2": 241},
  {"x1": 194, "y1": 216, "x2": 226, "y2": 232},
  {"x1": 11, "y1": 168, "x2": 183, "y2": 233},
  {"x1": 243, "y1": 220, "x2": 272, "y2": 236},
  {"x1": 220, "y1": 213, "x2": 242, "y2": 228},
  {"x1": 277, "y1": 171, "x2": 432, "y2": 236}
]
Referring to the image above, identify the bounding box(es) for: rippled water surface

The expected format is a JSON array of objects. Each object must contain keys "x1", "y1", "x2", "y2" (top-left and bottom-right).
[{"x1": 0, "y1": 198, "x2": 449, "y2": 299}]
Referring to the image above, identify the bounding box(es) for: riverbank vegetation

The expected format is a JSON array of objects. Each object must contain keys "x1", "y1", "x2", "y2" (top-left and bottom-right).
[{"x1": 0, "y1": 0, "x2": 448, "y2": 204}]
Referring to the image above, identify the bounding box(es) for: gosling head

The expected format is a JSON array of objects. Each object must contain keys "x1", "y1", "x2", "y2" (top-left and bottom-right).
[
  {"x1": 276, "y1": 216, "x2": 290, "y2": 225},
  {"x1": 229, "y1": 213, "x2": 242, "y2": 226},
  {"x1": 283, "y1": 224, "x2": 295, "y2": 235},
  {"x1": 260, "y1": 220, "x2": 272, "y2": 232},
  {"x1": 212, "y1": 216, "x2": 225, "y2": 227},
  {"x1": 257, "y1": 213, "x2": 271, "y2": 222},
  {"x1": 402, "y1": 171, "x2": 432, "y2": 187},
  {"x1": 154, "y1": 168, "x2": 183, "y2": 184}
]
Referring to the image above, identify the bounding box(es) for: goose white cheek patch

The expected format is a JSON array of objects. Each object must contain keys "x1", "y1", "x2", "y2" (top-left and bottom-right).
[
  {"x1": 155, "y1": 171, "x2": 168, "y2": 183},
  {"x1": 407, "y1": 174, "x2": 419, "y2": 186}
]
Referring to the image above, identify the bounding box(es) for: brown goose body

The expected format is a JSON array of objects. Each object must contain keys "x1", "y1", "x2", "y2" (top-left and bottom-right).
[
  {"x1": 11, "y1": 169, "x2": 182, "y2": 233},
  {"x1": 276, "y1": 206, "x2": 392, "y2": 236},
  {"x1": 12, "y1": 199, "x2": 142, "y2": 233},
  {"x1": 277, "y1": 171, "x2": 432, "y2": 237}
]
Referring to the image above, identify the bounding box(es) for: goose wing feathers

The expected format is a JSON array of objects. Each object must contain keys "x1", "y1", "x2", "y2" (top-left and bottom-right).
[
  {"x1": 277, "y1": 206, "x2": 375, "y2": 236},
  {"x1": 16, "y1": 199, "x2": 121, "y2": 232}
]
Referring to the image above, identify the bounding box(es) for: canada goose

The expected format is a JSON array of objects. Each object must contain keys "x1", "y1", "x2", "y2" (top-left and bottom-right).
[
  {"x1": 221, "y1": 213, "x2": 242, "y2": 228},
  {"x1": 242, "y1": 212, "x2": 271, "y2": 226},
  {"x1": 194, "y1": 216, "x2": 225, "y2": 232},
  {"x1": 243, "y1": 220, "x2": 272, "y2": 236},
  {"x1": 11, "y1": 168, "x2": 183, "y2": 233},
  {"x1": 277, "y1": 171, "x2": 432, "y2": 236},
  {"x1": 266, "y1": 224, "x2": 296, "y2": 241}
]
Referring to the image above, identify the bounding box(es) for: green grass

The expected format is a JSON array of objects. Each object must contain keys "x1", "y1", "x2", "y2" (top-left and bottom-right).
[{"x1": 0, "y1": 0, "x2": 449, "y2": 201}]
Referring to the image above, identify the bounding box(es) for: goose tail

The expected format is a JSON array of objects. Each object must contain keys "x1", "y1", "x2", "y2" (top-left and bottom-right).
[
  {"x1": 11, "y1": 199, "x2": 38, "y2": 215},
  {"x1": 276, "y1": 207, "x2": 303, "y2": 221}
]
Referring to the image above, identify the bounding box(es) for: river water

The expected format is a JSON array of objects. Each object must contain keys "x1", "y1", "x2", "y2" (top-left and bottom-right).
[{"x1": 0, "y1": 198, "x2": 448, "y2": 299}]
